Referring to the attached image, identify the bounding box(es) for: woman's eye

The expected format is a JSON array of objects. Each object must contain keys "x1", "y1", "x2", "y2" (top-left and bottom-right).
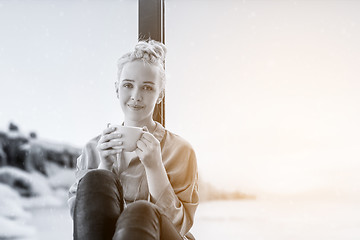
[
  {"x1": 143, "y1": 85, "x2": 153, "y2": 91},
  {"x1": 122, "y1": 83, "x2": 133, "y2": 88}
]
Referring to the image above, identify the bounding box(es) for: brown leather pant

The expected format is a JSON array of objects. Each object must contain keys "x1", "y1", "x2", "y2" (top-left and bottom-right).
[{"x1": 73, "y1": 169, "x2": 183, "y2": 240}]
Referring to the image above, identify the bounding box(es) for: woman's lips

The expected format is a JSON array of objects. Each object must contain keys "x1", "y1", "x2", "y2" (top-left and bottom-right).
[{"x1": 127, "y1": 104, "x2": 144, "y2": 110}]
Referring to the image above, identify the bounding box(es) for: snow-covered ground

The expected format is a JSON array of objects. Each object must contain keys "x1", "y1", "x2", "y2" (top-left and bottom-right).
[
  {"x1": 22, "y1": 198, "x2": 360, "y2": 240},
  {"x1": 1, "y1": 166, "x2": 359, "y2": 240},
  {"x1": 0, "y1": 166, "x2": 73, "y2": 239},
  {"x1": 0, "y1": 183, "x2": 35, "y2": 239}
]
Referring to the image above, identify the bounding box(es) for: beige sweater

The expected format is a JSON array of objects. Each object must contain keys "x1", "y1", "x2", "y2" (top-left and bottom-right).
[{"x1": 68, "y1": 121, "x2": 199, "y2": 239}]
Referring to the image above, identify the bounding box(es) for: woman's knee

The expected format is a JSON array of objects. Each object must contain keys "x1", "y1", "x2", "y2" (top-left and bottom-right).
[
  {"x1": 74, "y1": 170, "x2": 124, "y2": 219},
  {"x1": 81, "y1": 169, "x2": 117, "y2": 185},
  {"x1": 125, "y1": 200, "x2": 160, "y2": 217},
  {"x1": 77, "y1": 169, "x2": 123, "y2": 208},
  {"x1": 116, "y1": 200, "x2": 161, "y2": 228},
  {"x1": 79, "y1": 169, "x2": 121, "y2": 191},
  {"x1": 113, "y1": 201, "x2": 161, "y2": 240}
]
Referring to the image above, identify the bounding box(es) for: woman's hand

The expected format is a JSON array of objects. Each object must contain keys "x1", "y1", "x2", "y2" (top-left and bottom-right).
[
  {"x1": 136, "y1": 126, "x2": 169, "y2": 202},
  {"x1": 135, "y1": 126, "x2": 162, "y2": 170},
  {"x1": 96, "y1": 126, "x2": 124, "y2": 170}
]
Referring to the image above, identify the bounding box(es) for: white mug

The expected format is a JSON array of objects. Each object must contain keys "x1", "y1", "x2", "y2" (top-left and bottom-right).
[{"x1": 109, "y1": 124, "x2": 143, "y2": 152}]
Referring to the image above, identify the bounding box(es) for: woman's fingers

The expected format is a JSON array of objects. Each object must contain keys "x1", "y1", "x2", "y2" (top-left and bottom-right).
[
  {"x1": 98, "y1": 140, "x2": 123, "y2": 150},
  {"x1": 136, "y1": 139, "x2": 146, "y2": 151},
  {"x1": 102, "y1": 126, "x2": 116, "y2": 135},
  {"x1": 140, "y1": 134, "x2": 152, "y2": 145},
  {"x1": 97, "y1": 131, "x2": 123, "y2": 155},
  {"x1": 99, "y1": 132, "x2": 123, "y2": 143},
  {"x1": 97, "y1": 125, "x2": 124, "y2": 168},
  {"x1": 101, "y1": 148, "x2": 123, "y2": 158}
]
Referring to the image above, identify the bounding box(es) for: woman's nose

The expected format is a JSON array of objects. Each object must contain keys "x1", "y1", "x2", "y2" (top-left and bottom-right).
[{"x1": 131, "y1": 89, "x2": 142, "y2": 101}]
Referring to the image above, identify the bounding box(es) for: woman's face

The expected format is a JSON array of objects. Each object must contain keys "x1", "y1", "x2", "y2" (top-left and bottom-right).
[{"x1": 117, "y1": 60, "x2": 162, "y2": 123}]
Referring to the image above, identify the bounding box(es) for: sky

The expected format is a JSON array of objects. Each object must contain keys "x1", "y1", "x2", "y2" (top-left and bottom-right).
[{"x1": 1, "y1": 0, "x2": 359, "y2": 198}]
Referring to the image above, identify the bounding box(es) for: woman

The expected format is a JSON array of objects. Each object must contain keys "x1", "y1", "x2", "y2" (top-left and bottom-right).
[{"x1": 68, "y1": 40, "x2": 199, "y2": 240}]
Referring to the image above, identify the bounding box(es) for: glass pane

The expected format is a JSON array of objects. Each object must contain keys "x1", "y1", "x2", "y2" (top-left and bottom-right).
[
  {"x1": 165, "y1": 1, "x2": 360, "y2": 239},
  {"x1": 0, "y1": 0, "x2": 137, "y2": 146},
  {"x1": 0, "y1": 1, "x2": 137, "y2": 239}
]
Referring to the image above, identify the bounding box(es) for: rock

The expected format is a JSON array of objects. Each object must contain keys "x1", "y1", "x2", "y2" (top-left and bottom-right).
[
  {"x1": 0, "y1": 129, "x2": 29, "y2": 170},
  {"x1": 0, "y1": 167, "x2": 52, "y2": 197},
  {"x1": 27, "y1": 139, "x2": 81, "y2": 174},
  {"x1": 0, "y1": 124, "x2": 81, "y2": 176},
  {"x1": 0, "y1": 147, "x2": 6, "y2": 167}
]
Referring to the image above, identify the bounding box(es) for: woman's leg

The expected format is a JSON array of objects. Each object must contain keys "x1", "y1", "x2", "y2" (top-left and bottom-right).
[
  {"x1": 159, "y1": 213, "x2": 184, "y2": 240},
  {"x1": 73, "y1": 169, "x2": 124, "y2": 240},
  {"x1": 112, "y1": 200, "x2": 183, "y2": 240},
  {"x1": 112, "y1": 200, "x2": 160, "y2": 240}
]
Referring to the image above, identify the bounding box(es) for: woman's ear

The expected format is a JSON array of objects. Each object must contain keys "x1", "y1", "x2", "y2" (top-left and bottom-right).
[
  {"x1": 115, "y1": 81, "x2": 119, "y2": 98},
  {"x1": 157, "y1": 90, "x2": 164, "y2": 104}
]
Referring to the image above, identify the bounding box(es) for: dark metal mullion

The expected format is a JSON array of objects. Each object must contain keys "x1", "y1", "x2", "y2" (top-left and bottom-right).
[{"x1": 138, "y1": 0, "x2": 165, "y2": 127}]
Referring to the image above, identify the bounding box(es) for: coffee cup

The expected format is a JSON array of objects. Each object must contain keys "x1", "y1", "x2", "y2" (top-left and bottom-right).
[{"x1": 109, "y1": 124, "x2": 144, "y2": 152}]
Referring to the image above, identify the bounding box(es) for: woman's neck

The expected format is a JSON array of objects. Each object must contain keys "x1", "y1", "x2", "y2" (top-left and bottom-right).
[{"x1": 124, "y1": 118, "x2": 157, "y2": 133}]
